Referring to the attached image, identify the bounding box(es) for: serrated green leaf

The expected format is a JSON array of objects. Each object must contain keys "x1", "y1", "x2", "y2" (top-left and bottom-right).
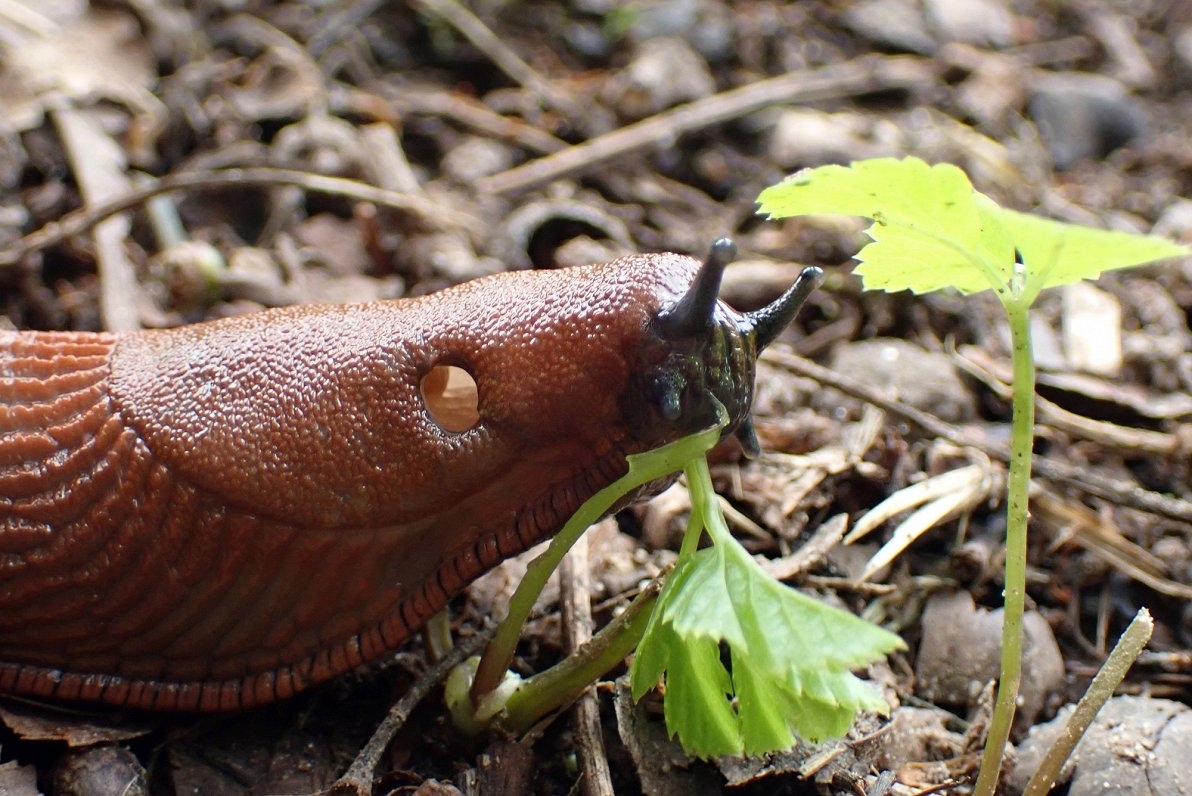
[
  {"x1": 732, "y1": 653, "x2": 797, "y2": 752},
  {"x1": 756, "y1": 156, "x2": 1188, "y2": 301},
  {"x1": 633, "y1": 482, "x2": 905, "y2": 757},
  {"x1": 994, "y1": 206, "x2": 1190, "y2": 302},
  {"x1": 717, "y1": 532, "x2": 904, "y2": 673},
  {"x1": 630, "y1": 552, "x2": 702, "y2": 701},
  {"x1": 756, "y1": 158, "x2": 975, "y2": 233},
  {"x1": 650, "y1": 621, "x2": 743, "y2": 757},
  {"x1": 662, "y1": 545, "x2": 749, "y2": 651},
  {"x1": 757, "y1": 157, "x2": 1016, "y2": 296},
  {"x1": 781, "y1": 687, "x2": 855, "y2": 741}
]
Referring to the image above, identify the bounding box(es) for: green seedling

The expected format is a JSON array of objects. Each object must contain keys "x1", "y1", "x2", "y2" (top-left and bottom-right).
[
  {"x1": 454, "y1": 415, "x2": 903, "y2": 758},
  {"x1": 757, "y1": 156, "x2": 1188, "y2": 792},
  {"x1": 630, "y1": 453, "x2": 902, "y2": 757}
]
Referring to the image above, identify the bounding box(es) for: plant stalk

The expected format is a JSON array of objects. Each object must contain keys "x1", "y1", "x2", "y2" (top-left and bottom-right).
[
  {"x1": 499, "y1": 577, "x2": 663, "y2": 734},
  {"x1": 974, "y1": 297, "x2": 1035, "y2": 795},
  {"x1": 468, "y1": 426, "x2": 721, "y2": 705}
]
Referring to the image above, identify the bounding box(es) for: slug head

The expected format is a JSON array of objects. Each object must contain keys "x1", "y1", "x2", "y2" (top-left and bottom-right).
[{"x1": 626, "y1": 239, "x2": 822, "y2": 456}]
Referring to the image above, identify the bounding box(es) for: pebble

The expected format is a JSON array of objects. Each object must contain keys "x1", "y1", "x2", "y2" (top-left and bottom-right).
[
  {"x1": 923, "y1": 0, "x2": 1014, "y2": 47},
  {"x1": 840, "y1": 0, "x2": 937, "y2": 54},
  {"x1": 1008, "y1": 696, "x2": 1192, "y2": 795},
  {"x1": 1062, "y1": 282, "x2": 1122, "y2": 377},
  {"x1": 768, "y1": 109, "x2": 902, "y2": 168},
  {"x1": 915, "y1": 591, "x2": 1064, "y2": 729},
  {"x1": 1174, "y1": 26, "x2": 1192, "y2": 74},
  {"x1": 52, "y1": 745, "x2": 149, "y2": 796},
  {"x1": 1152, "y1": 198, "x2": 1192, "y2": 242},
  {"x1": 813, "y1": 339, "x2": 975, "y2": 423},
  {"x1": 1028, "y1": 73, "x2": 1147, "y2": 169},
  {"x1": 442, "y1": 136, "x2": 515, "y2": 183},
  {"x1": 604, "y1": 36, "x2": 715, "y2": 118}
]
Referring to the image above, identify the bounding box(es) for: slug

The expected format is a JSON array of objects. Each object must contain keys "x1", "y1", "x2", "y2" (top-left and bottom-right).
[{"x1": 0, "y1": 240, "x2": 819, "y2": 711}]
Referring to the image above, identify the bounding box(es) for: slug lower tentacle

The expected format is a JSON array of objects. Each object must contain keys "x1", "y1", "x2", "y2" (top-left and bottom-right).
[{"x1": 0, "y1": 242, "x2": 820, "y2": 711}]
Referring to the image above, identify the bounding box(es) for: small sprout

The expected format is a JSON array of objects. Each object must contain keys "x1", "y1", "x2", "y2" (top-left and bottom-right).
[{"x1": 756, "y1": 156, "x2": 1187, "y2": 794}]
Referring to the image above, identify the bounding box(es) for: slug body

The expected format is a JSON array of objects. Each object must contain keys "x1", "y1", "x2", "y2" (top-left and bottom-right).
[{"x1": 0, "y1": 248, "x2": 818, "y2": 711}]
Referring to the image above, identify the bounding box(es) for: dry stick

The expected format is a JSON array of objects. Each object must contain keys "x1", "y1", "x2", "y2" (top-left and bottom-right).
[
  {"x1": 952, "y1": 345, "x2": 1183, "y2": 455},
  {"x1": 0, "y1": 168, "x2": 481, "y2": 269},
  {"x1": 559, "y1": 535, "x2": 615, "y2": 796},
  {"x1": 764, "y1": 349, "x2": 1192, "y2": 524},
  {"x1": 326, "y1": 628, "x2": 493, "y2": 796},
  {"x1": 1023, "y1": 608, "x2": 1153, "y2": 796},
  {"x1": 50, "y1": 104, "x2": 142, "y2": 332},
  {"x1": 390, "y1": 89, "x2": 569, "y2": 154},
  {"x1": 411, "y1": 0, "x2": 579, "y2": 118},
  {"x1": 476, "y1": 54, "x2": 934, "y2": 196}
]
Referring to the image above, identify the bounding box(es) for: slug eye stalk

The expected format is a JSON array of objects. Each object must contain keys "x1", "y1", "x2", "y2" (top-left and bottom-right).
[
  {"x1": 633, "y1": 239, "x2": 823, "y2": 454},
  {"x1": 655, "y1": 237, "x2": 738, "y2": 338},
  {"x1": 743, "y1": 265, "x2": 824, "y2": 352}
]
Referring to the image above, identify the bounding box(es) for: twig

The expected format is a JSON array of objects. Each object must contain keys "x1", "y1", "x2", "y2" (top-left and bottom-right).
[
  {"x1": 952, "y1": 343, "x2": 1183, "y2": 455},
  {"x1": 1023, "y1": 608, "x2": 1153, "y2": 796},
  {"x1": 411, "y1": 0, "x2": 579, "y2": 117},
  {"x1": 498, "y1": 572, "x2": 663, "y2": 735},
  {"x1": 50, "y1": 104, "x2": 142, "y2": 331},
  {"x1": 764, "y1": 348, "x2": 1192, "y2": 524},
  {"x1": 560, "y1": 536, "x2": 615, "y2": 796},
  {"x1": 0, "y1": 167, "x2": 481, "y2": 268},
  {"x1": 376, "y1": 87, "x2": 568, "y2": 154},
  {"x1": 325, "y1": 627, "x2": 493, "y2": 796},
  {"x1": 476, "y1": 54, "x2": 934, "y2": 196}
]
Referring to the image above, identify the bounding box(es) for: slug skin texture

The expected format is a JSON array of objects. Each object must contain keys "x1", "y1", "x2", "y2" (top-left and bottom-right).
[{"x1": 0, "y1": 254, "x2": 758, "y2": 711}]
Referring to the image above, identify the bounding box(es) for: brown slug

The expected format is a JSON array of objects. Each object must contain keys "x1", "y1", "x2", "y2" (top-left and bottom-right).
[{"x1": 0, "y1": 240, "x2": 819, "y2": 711}]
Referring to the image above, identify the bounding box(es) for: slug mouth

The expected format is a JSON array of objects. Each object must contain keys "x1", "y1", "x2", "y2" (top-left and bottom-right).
[{"x1": 624, "y1": 239, "x2": 822, "y2": 455}]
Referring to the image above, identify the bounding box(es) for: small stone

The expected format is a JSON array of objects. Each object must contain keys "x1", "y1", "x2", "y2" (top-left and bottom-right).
[
  {"x1": 768, "y1": 109, "x2": 902, "y2": 168},
  {"x1": 1174, "y1": 26, "x2": 1192, "y2": 74},
  {"x1": 1009, "y1": 696, "x2": 1192, "y2": 795},
  {"x1": 814, "y1": 339, "x2": 975, "y2": 423},
  {"x1": 1062, "y1": 282, "x2": 1122, "y2": 377},
  {"x1": 442, "y1": 136, "x2": 514, "y2": 183},
  {"x1": 53, "y1": 745, "x2": 149, "y2": 796},
  {"x1": 841, "y1": 0, "x2": 936, "y2": 55},
  {"x1": 924, "y1": 0, "x2": 1014, "y2": 47},
  {"x1": 604, "y1": 36, "x2": 715, "y2": 118},
  {"x1": 1152, "y1": 198, "x2": 1192, "y2": 242},
  {"x1": 915, "y1": 591, "x2": 1064, "y2": 729},
  {"x1": 871, "y1": 706, "x2": 964, "y2": 769},
  {"x1": 1028, "y1": 73, "x2": 1147, "y2": 169},
  {"x1": 0, "y1": 760, "x2": 37, "y2": 796}
]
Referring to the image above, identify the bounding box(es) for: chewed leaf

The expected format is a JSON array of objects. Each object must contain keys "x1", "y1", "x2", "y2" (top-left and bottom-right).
[
  {"x1": 685, "y1": 532, "x2": 905, "y2": 674},
  {"x1": 756, "y1": 158, "x2": 977, "y2": 233},
  {"x1": 632, "y1": 514, "x2": 904, "y2": 757},
  {"x1": 658, "y1": 626, "x2": 743, "y2": 757},
  {"x1": 661, "y1": 544, "x2": 748, "y2": 651},
  {"x1": 733, "y1": 656, "x2": 799, "y2": 752}
]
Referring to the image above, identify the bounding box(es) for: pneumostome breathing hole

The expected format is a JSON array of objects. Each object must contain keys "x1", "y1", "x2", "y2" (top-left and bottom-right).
[{"x1": 420, "y1": 365, "x2": 480, "y2": 432}]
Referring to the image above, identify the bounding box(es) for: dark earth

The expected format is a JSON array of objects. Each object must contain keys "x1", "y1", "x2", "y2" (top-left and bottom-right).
[{"x1": 2, "y1": 1, "x2": 1192, "y2": 794}]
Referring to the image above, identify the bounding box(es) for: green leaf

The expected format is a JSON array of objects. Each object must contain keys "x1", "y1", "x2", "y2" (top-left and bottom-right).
[
  {"x1": 757, "y1": 157, "x2": 1015, "y2": 295},
  {"x1": 756, "y1": 157, "x2": 1189, "y2": 301},
  {"x1": 994, "y1": 206, "x2": 1191, "y2": 302},
  {"x1": 657, "y1": 623, "x2": 743, "y2": 758},
  {"x1": 732, "y1": 654, "x2": 798, "y2": 752},
  {"x1": 632, "y1": 495, "x2": 905, "y2": 756}
]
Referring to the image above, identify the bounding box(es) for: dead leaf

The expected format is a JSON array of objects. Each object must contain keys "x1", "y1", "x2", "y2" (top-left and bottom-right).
[{"x1": 0, "y1": 700, "x2": 156, "y2": 746}]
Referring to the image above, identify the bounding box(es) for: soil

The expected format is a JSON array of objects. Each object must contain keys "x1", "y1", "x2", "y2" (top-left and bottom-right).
[{"x1": 1, "y1": 1, "x2": 1191, "y2": 794}]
